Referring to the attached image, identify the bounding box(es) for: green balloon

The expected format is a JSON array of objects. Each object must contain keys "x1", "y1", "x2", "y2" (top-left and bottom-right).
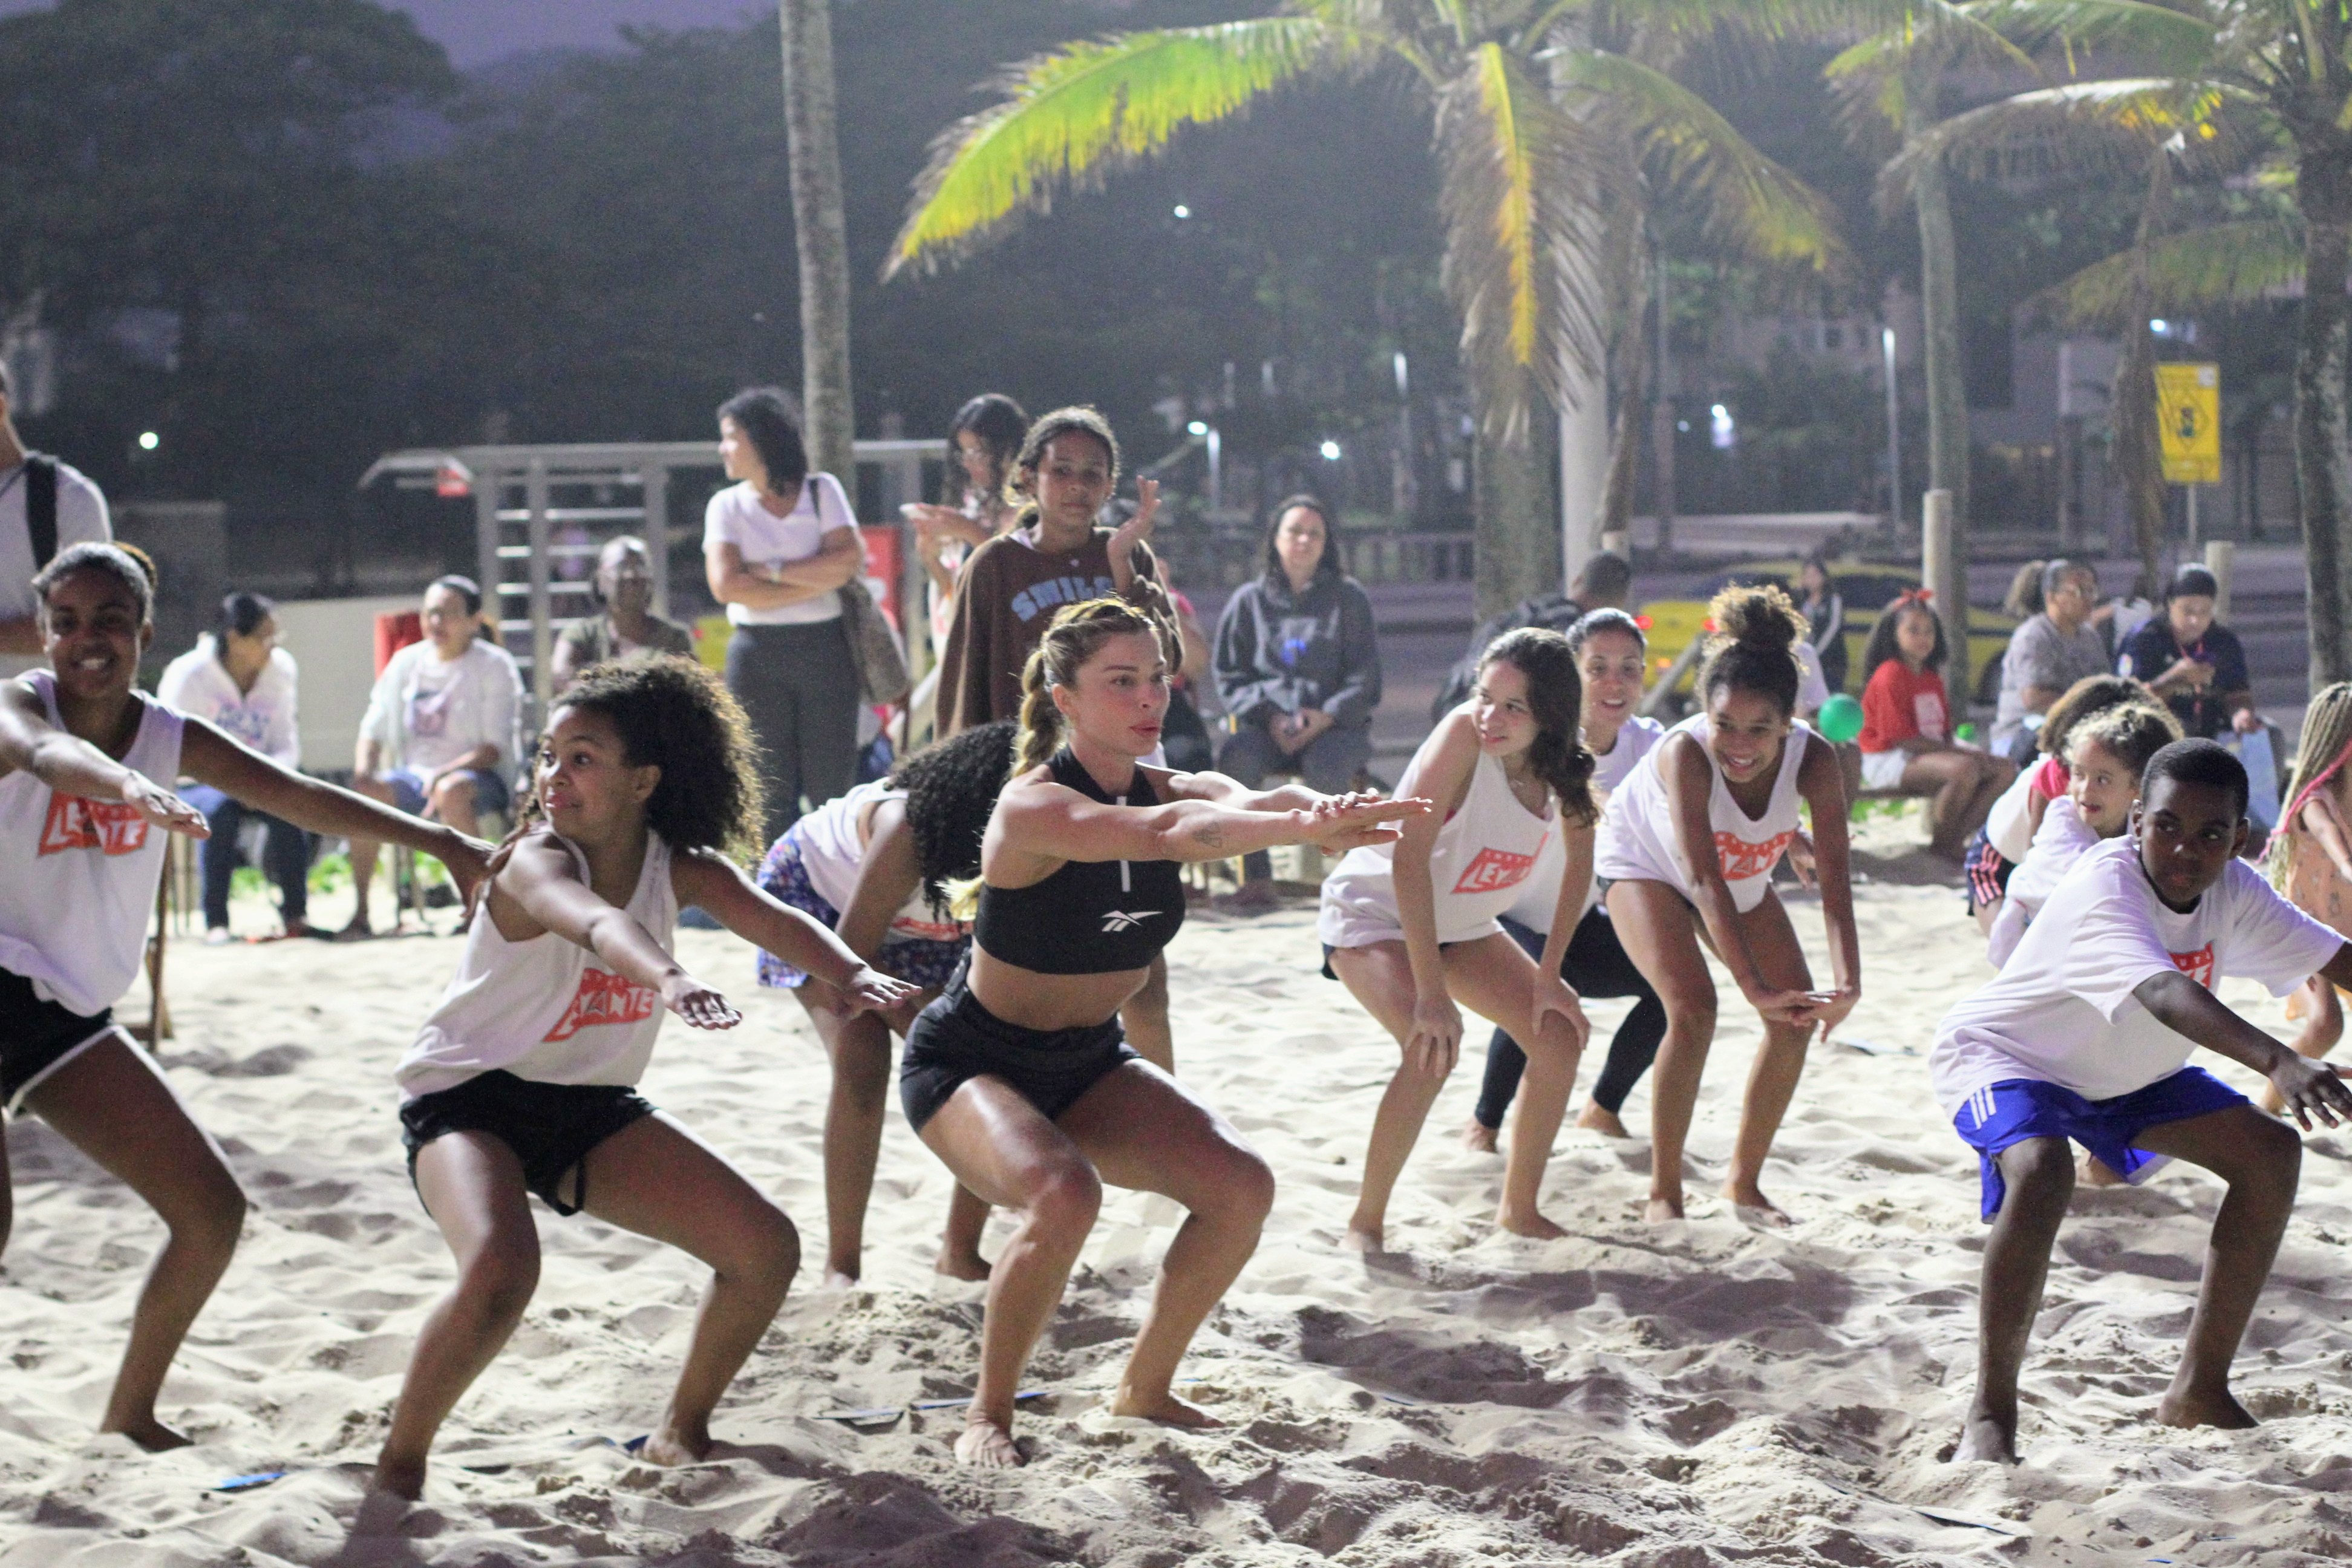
[{"x1": 1818, "y1": 693, "x2": 1864, "y2": 743}]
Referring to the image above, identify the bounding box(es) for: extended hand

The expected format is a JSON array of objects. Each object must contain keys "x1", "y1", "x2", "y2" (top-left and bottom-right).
[
  {"x1": 1746, "y1": 985, "x2": 1828, "y2": 1027},
  {"x1": 1108, "y1": 477, "x2": 1160, "y2": 563},
  {"x1": 1302, "y1": 792, "x2": 1432, "y2": 852},
  {"x1": 1804, "y1": 983, "x2": 1860, "y2": 1034},
  {"x1": 662, "y1": 974, "x2": 742, "y2": 1031},
  {"x1": 841, "y1": 965, "x2": 920, "y2": 1017},
  {"x1": 123, "y1": 774, "x2": 211, "y2": 840},
  {"x1": 2271, "y1": 1055, "x2": 2352, "y2": 1131}
]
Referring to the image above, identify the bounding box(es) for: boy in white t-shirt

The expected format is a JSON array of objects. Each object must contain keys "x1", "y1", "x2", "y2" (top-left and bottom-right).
[{"x1": 1930, "y1": 740, "x2": 2352, "y2": 1464}]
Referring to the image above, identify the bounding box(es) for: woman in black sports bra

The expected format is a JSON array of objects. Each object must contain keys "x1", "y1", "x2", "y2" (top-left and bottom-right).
[{"x1": 903, "y1": 596, "x2": 1425, "y2": 1468}]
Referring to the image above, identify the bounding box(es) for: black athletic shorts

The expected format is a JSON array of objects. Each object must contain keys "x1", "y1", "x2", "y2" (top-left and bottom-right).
[
  {"x1": 901, "y1": 960, "x2": 1136, "y2": 1132},
  {"x1": 400, "y1": 1070, "x2": 656, "y2": 1217},
  {"x1": 1, "y1": 967, "x2": 117, "y2": 1114}
]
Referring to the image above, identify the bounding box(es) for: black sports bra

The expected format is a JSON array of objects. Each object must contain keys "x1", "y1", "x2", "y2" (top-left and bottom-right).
[{"x1": 973, "y1": 750, "x2": 1187, "y2": 974}]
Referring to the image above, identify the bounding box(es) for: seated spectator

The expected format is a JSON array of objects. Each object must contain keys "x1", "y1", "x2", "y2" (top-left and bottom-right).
[
  {"x1": 1858, "y1": 590, "x2": 2016, "y2": 858},
  {"x1": 550, "y1": 535, "x2": 693, "y2": 691},
  {"x1": 1213, "y1": 494, "x2": 1381, "y2": 900},
  {"x1": 2117, "y1": 562, "x2": 2260, "y2": 740},
  {"x1": 158, "y1": 592, "x2": 313, "y2": 941},
  {"x1": 1797, "y1": 552, "x2": 1848, "y2": 694},
  {"x1": 339, "y1": 575, "x2": 522, "y2": 938},
  {"x1": 1992, "y1": 558, "x2": 2111, "y2": 762}
]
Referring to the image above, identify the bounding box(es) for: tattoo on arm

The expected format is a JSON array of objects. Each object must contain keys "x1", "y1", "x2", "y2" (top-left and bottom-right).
[{"x1": 1192, "y1": 820, "x2": 1227, "y2": 849}]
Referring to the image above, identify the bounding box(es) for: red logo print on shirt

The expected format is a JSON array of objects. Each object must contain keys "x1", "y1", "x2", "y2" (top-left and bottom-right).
[
  {"x1": 2170, "y1": 944, "x2": 2216, "y2": 990},
  {"x1": 543, "y1": 968, "x2": 658, "y2": 1042},
  {"x1": 1452, "y1": 846, "x2": 1537, "y2": 895},
  {"x1": 38, "y1": 794, "x2": 150, "y2": 857},
  {"x1": 1715, "y1": 829, "x2": 1796, "y2": 882}
]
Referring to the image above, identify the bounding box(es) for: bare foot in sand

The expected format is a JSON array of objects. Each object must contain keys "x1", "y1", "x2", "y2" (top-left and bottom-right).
[
  {"x1": 2077, "y1": 1154, "x2": 2128, "y2": 1187},
  {"x1": 1952, "y1": 1410, "x2": 2019, "y2": 1464},
  {"x1": 1461, "y1": 1119, "x2": 1498, "y2": 1153},
  {"x1": 638, "y1": 1420, "x2": 712, "y2": 1466},
  {"x1": 955, "y1": 1417, "x2": 1024, "y2": 1467},
  {"x1": 822, "y1": 1267, "x2": 860, "y2": 1291},
  {"x1": 1645, "y1": 1194, "x2": 1685, "y2": 1223},
  {"x1": 369, "y1": 1457, "x2": 427, "y2": 1501},
  {"x1": 1111, "y1": 1383, "x2": 1223, "y2": 1429},
  {"x1": 1728, "y1": 1191, "x2": 1792, "y2": 1228},
  {"x1": 102, "y1": 1415, "x2": 192, "y2": 1452},
  {"x1": 1497, "y1": 1205, "x2": 1569, "y2": 1240},
  {"x1": 1343, "y1": 1219, "x2": 1384, "y2": 1253},
  {"x1": 1576, "y1": 1102, "x2": 1629, "y2": 1137},
  {"x1": 2158, "y1": 1384, "x2": 2258, "y2": 1430},
  {"x1": 934, "y1": 1246, "x2": 991, "y2": 1282}
]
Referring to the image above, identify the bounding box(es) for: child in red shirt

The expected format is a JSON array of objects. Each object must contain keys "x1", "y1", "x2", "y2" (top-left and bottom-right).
[{"x1": 1856, "y1": 592, "x2": 2016, "y2": 858}]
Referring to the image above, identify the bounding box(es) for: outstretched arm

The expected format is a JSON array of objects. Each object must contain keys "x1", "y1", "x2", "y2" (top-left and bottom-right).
[
  {"x1": 491, "y1": 834, "x2": 738, "y2": 1030},
  {"x1": 181, "y1": 720, "x2": 490, "y2": 902},
  {"x1": 0, "y1": 683, "x2": 208, "y2": 838},
  {"x1": 673, "y1": 849, "x2": 916, "y2": 1016},
  {"x1": 991, "y1": 774, "x2": 1425, "y2": 870},
  {"x1": 2138, "y1": 963, "x2": 2352, "y2": 1130}
]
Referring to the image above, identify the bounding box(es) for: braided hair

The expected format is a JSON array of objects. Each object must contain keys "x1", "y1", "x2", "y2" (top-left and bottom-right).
[
  {"x1": 1013, "y1": 598, "x2": 1171, "y2": 772},
  {"x1": 2266, "y1": 681, "x2": 2352, "y2": 891},
  {"x1": 888, "y1": 721, "x2": 1016, "y2": 918},
  {"x1": 1478, "y1": 627, "x2": 1598, "y2": 828}
]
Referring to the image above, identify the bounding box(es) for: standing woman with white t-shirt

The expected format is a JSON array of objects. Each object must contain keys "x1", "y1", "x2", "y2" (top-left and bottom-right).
[
  {"x1": 1467, "y1": 609, "x2": 1670, "y2": 1149},
  {"x1": 158, "y1": 592, "x2": 313, "y2": 940},
  {"x1": 0, "y1": 544, "x2": 486, "y2": 1451},
  {"x1": 704, "y1": 387, "x2": 865, "y2": 840},
  {"x1": 1595, "y1": 586, "x2": 1861, "y2": 1224},
  {"x1": 1320, "y1": 627, "x2": 1598, "y2": 1250}
]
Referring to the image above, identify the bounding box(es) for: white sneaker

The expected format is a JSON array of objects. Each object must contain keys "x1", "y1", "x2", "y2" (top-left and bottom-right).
[{"x1": 204, "y1": 927, "x2": 234, "y2": 946}]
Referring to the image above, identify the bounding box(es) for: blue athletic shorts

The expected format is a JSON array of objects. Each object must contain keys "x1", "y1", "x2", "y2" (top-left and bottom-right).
[
  {"x1": 387, "y1": 766, "x2": 511, "y2": 820},
  {"x1": 1952, "y1": 1067, "x2": 2248, "y2": 1220}
]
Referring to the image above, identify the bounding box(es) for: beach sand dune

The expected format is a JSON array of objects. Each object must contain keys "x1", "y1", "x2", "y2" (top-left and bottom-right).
[{"x1": 7, "y1": 845, "x2": 2352, "y2": 1564}]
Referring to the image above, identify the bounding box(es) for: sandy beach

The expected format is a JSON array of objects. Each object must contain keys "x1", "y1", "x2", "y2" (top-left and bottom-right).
[{"x1": 6, "y1": 816, "x2": 2352, "y2": 1566}]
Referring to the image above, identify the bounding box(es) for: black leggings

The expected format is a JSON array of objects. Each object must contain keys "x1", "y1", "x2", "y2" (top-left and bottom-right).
[{"x1": 1474, "y1": 908, "x2": 1666, "y2": 1130}]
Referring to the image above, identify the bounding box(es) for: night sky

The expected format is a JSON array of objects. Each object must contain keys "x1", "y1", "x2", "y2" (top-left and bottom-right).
[{"x1": 0, "y1": 0, "x2": 763, "y2": 66}]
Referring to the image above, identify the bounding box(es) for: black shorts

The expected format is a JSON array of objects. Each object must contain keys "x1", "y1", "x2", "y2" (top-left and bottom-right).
[
  {"x1": 1963, "y1": 829, "x2": 2014, "y2": 912},
  {"x1": 1, "y1": 967, "x2": 117, "y2": 1114},
  {"x1": 900, "y1": 961, "x2": 1136, "y2": 1132},
  {"x1": 400, "y1": 1070, "x2": 656, "y2": 1217}
]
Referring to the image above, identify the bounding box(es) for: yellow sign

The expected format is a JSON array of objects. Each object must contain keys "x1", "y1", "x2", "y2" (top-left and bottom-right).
[{"x1": 2155, "y1": 362, "x2": 2220, "y2": 485}]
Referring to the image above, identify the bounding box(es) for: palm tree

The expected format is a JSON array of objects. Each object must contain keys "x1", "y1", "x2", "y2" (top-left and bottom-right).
[
  {"x1": 883, "y1": 1, "x2": 1844, "y2": 616},
  {"x1": 1885, "y1": 0, "x2": 2352, "y2": 690},
  {"x1": 779, "y1": 0, "x2": 855, "y2": 482}
]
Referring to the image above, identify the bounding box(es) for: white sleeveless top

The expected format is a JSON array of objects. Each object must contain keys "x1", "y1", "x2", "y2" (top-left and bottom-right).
[
  {"x1": 786, "y1": 779, "x2": 966, "y2": 944},
  {"x1": 1595, "y1": 713, "x2": 1812, "y2": 913},
  {"x1": 0, "y1": 671, "x2": 185, "y2": 1017},
  {"x1": 1504, "y1": 714, "x2": 1667, "y2": 932},
  {"x1": 1319, "y1": 745, "x2": 1557, "y2": 947},
  {"x1": 398, "y1": 829, "x2": 679, "y2": 1098}
]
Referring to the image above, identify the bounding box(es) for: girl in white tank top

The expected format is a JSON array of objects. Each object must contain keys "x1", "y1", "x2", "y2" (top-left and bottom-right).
[
  {"x1": 0, "y1": 544, "x2": 485, "y2": 1451},
  {"x1": 1320, "y1": 628, "x2": 1600, "y2": 1252},
  {"x1": 373, "y1": 656, "x2": 914, "y2": 1501},
  {"x1": 1597, "y1": 586, "x2": 1861, "y2": 1226}
]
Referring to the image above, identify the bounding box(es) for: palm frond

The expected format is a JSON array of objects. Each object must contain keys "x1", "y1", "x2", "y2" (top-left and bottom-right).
[
  {"x1": 2036, "y1": 218, "x2": 2305, "y2": 325},
  {"x1": 1880, "y1": 76, "x2": 2245, "y2": 203},
  {"x1": 1821, "y1": 3, "x2": 2038, "y2": 139},
  {"x1": 886, "y1": 18, "x2": 1347, "y2": 278},
  {"x1": 1969, "y1": 0, "x2": 2221, "y2": 77},
  {"x1": 1564, "y1": 49, "x2": 1844, "y2": 275},
  {"x1": 1434, "y1": 42, "x2": 1613, "y2": 435}
]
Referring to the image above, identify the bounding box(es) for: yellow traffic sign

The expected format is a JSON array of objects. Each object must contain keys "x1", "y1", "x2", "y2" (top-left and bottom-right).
[{"x1": 2155, "y1": 362, "x2": 2220, "y2": 485}]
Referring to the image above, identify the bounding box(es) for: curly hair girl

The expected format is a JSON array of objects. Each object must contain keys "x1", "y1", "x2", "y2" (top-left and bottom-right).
[
  {"x1": 890, "y1": 719, "x2": 1016, "y2": 917},
  {"x1": 525, "y1": 655, "x2": 765, "y2": 861},
  {"x1": 1697, "y1": 584, "x2": 1809, "y2": 717}
]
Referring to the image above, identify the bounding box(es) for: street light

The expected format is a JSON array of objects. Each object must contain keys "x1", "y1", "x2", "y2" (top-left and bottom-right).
[
  {"x1": 1172, "y1": 203, "x2": 1191, "y2": 219},
  {"x1": 137, "y1": 430, "x2": 159, "y2": 451},
  {"x1": 1186, "y1": 422, "x2": 1221, "y2": 509},
  {"x1": 1319, "y1": 439, "x2": 1342, "y2": 461}
]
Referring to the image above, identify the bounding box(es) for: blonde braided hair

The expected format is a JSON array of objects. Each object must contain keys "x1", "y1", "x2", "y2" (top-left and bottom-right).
[{"x1": 2265, "y1": 682, "x2": 2352, "y2": 891}]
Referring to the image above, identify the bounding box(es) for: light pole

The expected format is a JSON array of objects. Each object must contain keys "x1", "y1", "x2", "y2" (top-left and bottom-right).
[{"x1": 1882, "y1": 324, "x2": 1903, "y2": 538}]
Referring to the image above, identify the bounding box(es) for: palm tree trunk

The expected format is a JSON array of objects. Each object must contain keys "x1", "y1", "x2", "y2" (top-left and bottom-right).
[
  {"x1": 1474, "y1": 384, "x2": 1561, "y2": 622},
  {"x1": 2296, "y1": 150, "x2": 2352, "y2": 689},
  {"x1": 2112, "y1": 149, "x2": 2172, "y2": 601},
  {"x1": 1910, "y1": 104, "x2": 1971, "y2": 696},
  {"x1": 778, "y1": 0, "x2": 855, "y2": 482}
]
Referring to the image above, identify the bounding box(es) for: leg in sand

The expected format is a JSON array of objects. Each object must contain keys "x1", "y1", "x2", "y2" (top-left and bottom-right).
[
  {"x1": 27, "y1": 1035, "x2": 247, "y2": 1450},
  {"x1": 374, "y1": 1132, "x2": 543, "y2": 1499},
  {"x1": 576, "y1": 1115, "x2": 800, "y2": 1463},
  {"x1": 1463, "y1": 1030, "x2": 1518, "y2": 1152},
  {"x1": 1440, "y1": 934, "x2": 1583, "y2": 1238},
  {"x1": 795, "y1": 982, "x2": 907, "y2": 1287},
  {"x1": 2130, "y1": 1105, "x2": 2304, "y2": 1431},
  {"x1": 1060, "y1": 1062, "x2": 1274, "y2": 1429},
  {"x1": 1120, "y1": 954, "x2": 1175, "y2": 1073},
  {"x1": 2261, "y1": 976, "x2": 2342, "y2": 1116},
  {"x1": 1899, "y1": 751, "x2": 2013, "y2": 861},
  {"x1": 918, "y1": 1079, "x2": 1107, "y2": 1466},
  {"x1": 1329, "y1": 940, "x2": 1452, "y2": 1252},
  {"x1": 1606, "y1": 881, "x2": 1719, "y2": 1221},
  {"x1": 1570, "y1": 907, "x2": 1667, "y2": 1138},
  {"x1": 1956, "y1": 1136, "x2": 2074, "y2": 1463},
  {"x1": 1719, "y1": 890, "x2": 1818, "y2": 1226}
]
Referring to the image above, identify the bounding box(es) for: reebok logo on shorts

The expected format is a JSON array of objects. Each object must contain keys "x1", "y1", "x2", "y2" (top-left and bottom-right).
[
  {"x1": 2171, "y1": 944, "x2": 2215, "y2": 990},
  {"x1": 38, "y1": 794, "x2": 149, "y2": 857},
  {"x1": 1100, "y1": 909, "x2": 1159, "y2": 933},
  {"x1": 1715, "y1": 829, "x2": 1795, "y2": 881},
  {"x1": 1452, "y1": 846, "x2": 1537, "y2": 895},
  {"x1": 544, "y1": 968, "x2": 658, "y2": 1042}
]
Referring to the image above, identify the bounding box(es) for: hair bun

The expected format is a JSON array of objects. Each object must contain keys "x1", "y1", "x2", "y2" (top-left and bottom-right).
[{"x1": 1705, "y1": 583, "x2": 1806, "y2": 653}]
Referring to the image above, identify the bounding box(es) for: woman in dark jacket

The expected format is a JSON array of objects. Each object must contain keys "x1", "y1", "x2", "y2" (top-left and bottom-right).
[{"x1": 1212, "y1": 495, "x2": 1382, "y2": 897}]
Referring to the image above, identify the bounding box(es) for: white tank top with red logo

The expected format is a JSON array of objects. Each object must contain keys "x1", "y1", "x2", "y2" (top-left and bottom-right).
[
  {"x1": 786, "y1": 779, "x2": 967, "y2": 944},
  {"x1": 0, "y1": 671, "x2": 186, "y2": 1018},
  {"x1": 1319, "y1": 746, "x2": 1556, "y2": 947},
  {"x1": 399, "y1": 828, "x2": 678, "y2": 1098},
  {"x1": 1595, "y1": 713, "x2": 1811, "y2": 913}
]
